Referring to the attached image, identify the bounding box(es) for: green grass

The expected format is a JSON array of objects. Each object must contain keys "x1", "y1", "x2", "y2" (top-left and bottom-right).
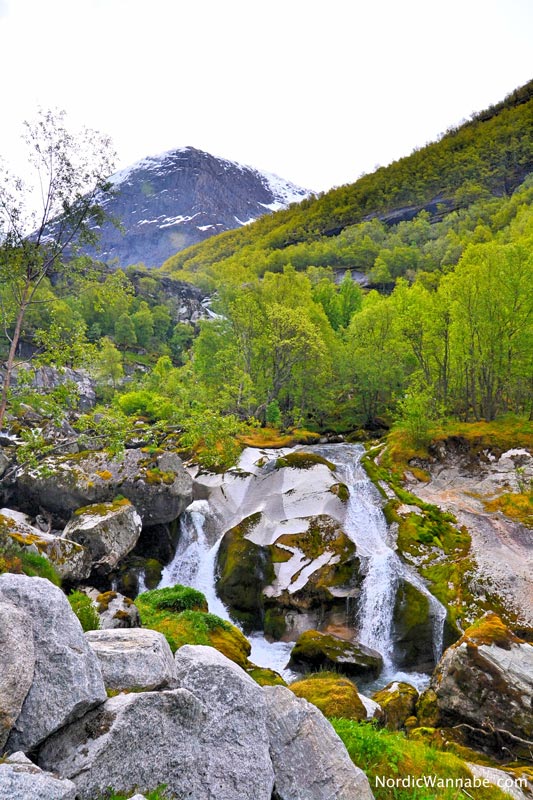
[
  {"x1": 0, "y1": 543, "x2": 61, "y2": 586},
  {"x1": 137, "y1": 584, "x2": 208, "y2": 614},
  {"x1": 332, "y1": 719, "x2": 513, "y2": 800}
]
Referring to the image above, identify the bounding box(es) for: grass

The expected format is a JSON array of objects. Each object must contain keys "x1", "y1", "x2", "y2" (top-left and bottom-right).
[
  {"x1": 0, "y1": 540, "x2": 61, "y2": 587},
  {"x1": 332, "y1": 719, "x2": 513, "y2": 800},
  {"x1": 136, "y1": 584, "x2": 208, "y2": 614},
  {"x1": 485, "y1": 491, "x2": 533, "y2": 527}
]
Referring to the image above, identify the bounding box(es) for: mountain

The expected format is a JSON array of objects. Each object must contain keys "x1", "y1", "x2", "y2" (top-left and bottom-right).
[{"x1": 90, "y1": 147, "x2": 309, "y2": 268}]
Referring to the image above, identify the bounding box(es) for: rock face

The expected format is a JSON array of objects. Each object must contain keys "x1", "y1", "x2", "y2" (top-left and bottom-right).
[
  {"x1": 84, "y1": 146, "x2": 308, "y2": 268},
  {"x1": 0, "y1": 752, "x2": 77, "y2": 800},
  {"x1": 62, "y1": 499, "x2": 142, "y2": 575},
  {"x1": 0, "y1": 574, "x2": 106, "y2": 753},
  {"x1": 419, "y1": 613, "x2": 533, "y2": 757},
  {"x1": 173, "y1": 645, "x2": 275, "y2": 797},
  {"x1": 85, "y1": 628, "x2": 176, "y2": 692},
  {"x1": 11, "y1": 365, "x2": 96, "y2": 412},
  {"x1": 17, "y1": 448, "x2": 193, "y2": 526},
  {"x1": 0, "y1": 600, "x2": 35, "y2": 752},
  {"x1": 393, "y1": 581, "x2": 436, "y2": 671},
  {"x1": 0, "y1": 509, "x2": 91, "y2": 582},
  {"x1": 264, "y1": 685, "x2": 375, "y2": 800},
  {"x1": 289, "y1": 629, "x2": 383, "y2": 678}
]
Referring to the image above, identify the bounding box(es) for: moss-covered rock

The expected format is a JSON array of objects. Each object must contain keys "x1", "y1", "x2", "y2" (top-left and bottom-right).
[
  {"x1": 275, "y1": 451, "x2": 336, "y2": 471},
  {"x1": 216, "y1": 513, "x2": 274, "y2": 630},
  {"x1": 392, "y1": 580, "x2": 436, "y2": 670},
  {"x1": 247, "y1": 666, "x2": 287, "y2": 687},
  {"x1": 288, "y1": 630, "x2": 383, "y2": 678},
  {"x1": 372, "y1": 681, "x2": 419, "y2": 731},
  {"x1": 289, "y1": 673, "x2": 367, "y2": 720}
]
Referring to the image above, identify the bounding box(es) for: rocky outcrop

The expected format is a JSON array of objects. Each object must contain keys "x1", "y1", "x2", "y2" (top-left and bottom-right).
[
  {"x1": 16, "y1": 448, "x2": 193, "y2": 526},
  {"x1": 85, "y1": 628, "x2": 176, "y2": 692},
  {"x1": 288, "y1": 673, "x2": 367, "y2": 721},
  {"x1": 418, "y1": 613, "x2": 533, "y2": 758},
  {"x1": 0, "y1": 574, "x2": 106, "y2": 753},
  {"x1": 10, "y1": 365, "x2": 96, "y2": 412},
  {"x1": 0, "y1": 752, "x2": 77, "y2": 800},
  {"x1": 264, "y1": 685, "x2": 375, "y2": 800},
  {"x1": 0, "y1": 600, "x2": 35, "y2": 752},
  {"x1": 62, "y1": 499, "x2": 142, "y2": 575},
  {"x1": 372, "y1": 681, "x2": 419, "y2": 730},
  {"x1": 289, "y1": 629, "x2": 383, "y2": 678},
  {"x1": 87, "y1": 588, "x2": 141, "y2": 628},
  {"x1": 0, "y1": 509, "x2": 91, "y2": 582}
]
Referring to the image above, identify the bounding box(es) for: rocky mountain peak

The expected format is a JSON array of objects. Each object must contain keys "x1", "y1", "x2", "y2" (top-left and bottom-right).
[{"x1": 90, "y1": 146, "x2": 309, "y2": 268}]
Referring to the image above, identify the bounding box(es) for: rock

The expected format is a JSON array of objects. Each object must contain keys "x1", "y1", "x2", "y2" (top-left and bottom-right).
[
  {"x1": 173, "y1": 644, "x2": 274, "y2": 797},
  {"x1": 0, "y1": 752, "x2": 77, "y2": 800},
  {"x1": 87, "y1": 588, "x2": 141, "y2": 628},
  {"x1": 467, "y1": 763, "x2": 532, "y2": 800},
  {"x1": 0, "y1": 449, "x2": 10, "y2": 478},
  {"x1": 288, "y1": 673, "x2": 367, "y2": 721},
  {"x1": 38, "y1": 689, "x2": 205, "y2": 799},
  {"x1": 0, "y1": 600, "x2": 35, "y2": 752},
  {"x1": 62, "y1": 499, "x2": 142, "y2": 575},
  {"x1": 358, "y1": 693, "x2": 383, "y2": 721},
  {"x1": 0, "y1": 574, "x2": 106, "y2": 753},
  {"x1": 264, "y1": 685, "x2": 375, "y2": 800},
  {"x1": 0, "y1": 509, "x2": 92, "y2": 582},
  {"x1": 289, "y1": 629, "x2": 383, "y2": 678},
  {"x1": 371, "y1": 681, "x2": 419, "y2": 730},
  {"x1": 422, "y1": 613, "x2": 533, "y2": 757},
  {"x1": 85, "y1": 628, "x2": 176, "y2": 692},
  {"x1": 393, "y1": 580, "x2": 436, "y2": 670},
  {"x1": 16, "y1": 447, "x2": 193, "y2": 526}
]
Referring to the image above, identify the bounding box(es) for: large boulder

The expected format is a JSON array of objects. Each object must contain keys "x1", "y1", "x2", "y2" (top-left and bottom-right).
[
  {"x1": 289, "y1": 629, "x2": 383, "y2": 678},
  {"x1": 62, "y1": 499, "x2": 142, "y2": 575},
  {"x1": 371, "y1": 681, "x2": 419, "y2": 731},
  {"x1": 0, "y1": 509, "x2": 91, "y2": 582},
  {"x1": 0, "y1": 600, "x2": 35, "y2": 752},
  {"x1": 173, "y1": 645, "x2": 275, "y2": 797},
  {"x1": 392, "y1": 580, "x2": 436, "y2": 671},
  {"x1": 16, "y1": 448, "x2": 193, "y2": 525},
  {"x1": 419, "y1": 613, "x2": 533, "y2": 757},
  {"x1": 288, "y1": 673, "x2": 367, "y2": 721},
  {"x1": 264, "y1": 685, "x2": 375, "y2": 800},
  {"x1": 38, "y1": 689, "x2": 205, "y2": 800},
  {"x1": 0, "y1": 752, "x2": 77, "y2": 800},
  {"x1": 85, "y1": 628, "x2": 176, "y2": 692},
  {"x1": 0, "y1": 574, "x2": 106, "y2": 753}
]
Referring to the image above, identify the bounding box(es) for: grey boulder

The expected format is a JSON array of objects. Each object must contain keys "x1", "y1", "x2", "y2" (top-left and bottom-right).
[
  {"x1": 0, "y1": 574, "x2": 106, "y2": 753},
  {"x1": 62, "y1": 500, "x2": 142, "y2": 574},
  {"x1": 0, "y1": 752, "x2": 77, "y2": 800},
  {"x1": 0, "y1": 599, "x2": 35, "y2": 752},
  {"x1": 264, "y1": 685, "x2": 375, "y2": 800},
  {"x1": 85, "y1": 628, "x2": 176, "y2": 691}
]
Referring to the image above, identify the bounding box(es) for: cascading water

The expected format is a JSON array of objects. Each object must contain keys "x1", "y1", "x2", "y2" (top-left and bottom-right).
[{"x1": 155, "y1": 443, "x2": 446, "y2": 687}]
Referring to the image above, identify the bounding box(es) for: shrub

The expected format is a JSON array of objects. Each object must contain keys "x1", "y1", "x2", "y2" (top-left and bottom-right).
[{"x1": 68, "y1": 590, "x2": 100, "y2": 632}]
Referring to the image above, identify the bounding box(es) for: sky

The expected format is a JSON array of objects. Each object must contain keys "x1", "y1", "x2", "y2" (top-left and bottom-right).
[{"x1": 0, "y1": 0, "x2": 532, "y2": 193}]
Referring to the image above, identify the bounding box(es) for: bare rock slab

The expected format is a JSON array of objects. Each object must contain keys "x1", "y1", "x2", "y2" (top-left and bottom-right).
[
  {"x1": 0, "y1": 599, "x2": 35, "y2": 752},
  {"x1": 0, "y1": 752, "x2": 76, "y2": 800},
  {"x1": 0, "y1": 574, "x2": 106, "y2": 753},
  {"x1": 85, "y1": 628, "x2": 176, "y2": 691},
  {"x1": 264, "y1": 685, "x2": 375, "y2": 800}
]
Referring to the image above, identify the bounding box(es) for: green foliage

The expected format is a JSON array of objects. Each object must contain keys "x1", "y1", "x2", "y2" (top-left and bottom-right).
[
  {"x1": 0, "y1": 539, "x2": 61, "y2": 586},
  {"x1": 68, "y1": 590, "x2": 100, "y2": 632},
  {"x1": 266, "y1": 400, "x2": 282, "y2": 427},
  {"x1": 136, "y1": 584, "x2": 208, "y2": 614}
]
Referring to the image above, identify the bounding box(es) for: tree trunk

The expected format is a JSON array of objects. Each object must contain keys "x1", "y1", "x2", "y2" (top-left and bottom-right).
[{"x1": 0, "y1": 286, "x2": 29, "y2": 429}]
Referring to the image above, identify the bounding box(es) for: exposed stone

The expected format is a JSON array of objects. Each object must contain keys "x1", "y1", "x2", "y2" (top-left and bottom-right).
[
  {"x1": 0, "y1": 574, "x2": 106, "y2": 753},
  {"x1": 0, "y1": 509, "x2": 91, "y2": 582},
  {"x1": 371, "y1": 681, "x2": 419, "y2": 730},
  {"x1": 289, "y1": 629, "x2": 383, "y2": 678},
  {"x1": 85, "y1": 628, "x2": 176, "y2": 691},
  {"x1": 264, "y1": 685, "x2": 375, "y2": 800},
  {"x1": 0, "y1": 600, "x2": 35, "y2": 752},
  {"x1": 16, "y1": 447, "x2": 193, "y2": 526},
  {"x1": 173, "y1": 644, "x2": 274, "y2": 797},
  {"x1": 393, "y1": 580, "x2": 436, "y2": 670},
  {"x1": 0, "y1": 752, "x2": 77, "y2": 800},
  {"x1": 86, "y1": 588, "x2": 141, "y2": 629},
  {"x1": 62, "y1": 499, "x2": 142, "y2": 575}
]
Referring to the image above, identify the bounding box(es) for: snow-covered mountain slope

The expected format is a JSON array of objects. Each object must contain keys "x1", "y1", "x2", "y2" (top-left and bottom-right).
[{"x1": 89, "y1": 147, "x2": 309, "y2": 268}]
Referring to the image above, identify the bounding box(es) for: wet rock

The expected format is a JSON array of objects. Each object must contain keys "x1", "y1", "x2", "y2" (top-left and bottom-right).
[
  {"x1": 16, "y1": 447, "x2": 193, "y2": 526},
  {"x1": 0, "y1": 600, "x2": 35, "y2": 752},
  {"x1": 0, "y1": 508, "x2": 92, "y2": 582},
  {"x1": 85, "y1": 628, "x2": 176, "y2": 692},
  {"x1": 0, "y1": 752, "x2": 77, "y2": 800},
  {"x1": 372, "y1": 681, "x2": 419, "y2": 730},
  {"x1": 62, "y1": 499, "x2": 142, "y2": 575},
  {"x1": 392, "y1": 581, "x2": 436, "y2": 670},
  {"x1": 0, "y1": 574, "x2": 106, "y2": 753},
  {"x1": 289, "y1": 629, "x2": 383, "y2": 678},
  {"x1": 264, "y1": 685, "x2": 375, "y2": 800}
]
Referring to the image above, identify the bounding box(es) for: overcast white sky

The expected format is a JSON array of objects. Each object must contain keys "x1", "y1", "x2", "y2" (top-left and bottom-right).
[{"x1": 0, "y1": 0, "x2": 532, "y2": 192}]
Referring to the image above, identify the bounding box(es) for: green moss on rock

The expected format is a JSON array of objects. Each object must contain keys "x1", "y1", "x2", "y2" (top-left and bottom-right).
[
  {"x1": 275, "y1": 452, "x2": 335, "y2": 471},
  {"x1": 289, "y1": 629, "x2": 383, "y2": 678},
  {"x1": 289, "y1": 672, "x2": 367, "y2": 720},
  {"x1": 372, "y1": 681, "x2": 419, "y2": 731}
]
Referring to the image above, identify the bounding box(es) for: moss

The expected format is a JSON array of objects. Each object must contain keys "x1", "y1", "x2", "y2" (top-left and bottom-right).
[
  {"x1": 97, "y1": 591, "x2": 118, "y2": 612},
  {"x1": 372, "y1": 682, "x2": 419, "y2": 731},
  {"x1": 484, "y1": 491, "x2": 533, "y2": 527},
  {"x1": 96, "y1": 470, "x2": 113, "y2": 481},
  {"x1": 74, "y1": 497, "x2": 132, "y2": 517},
  {"x1": 460, "y1": 612, "x2": 522, "y2": 649},
  {"x1": 247, "y1": 666, "x2": 287, "y2": 687},
  {"x1": 416, "y1": 688, "x2": 441, "y2": 727},
  {"x1": 275, "y1": 451, "x2": 335, "y2": 471},
  {"x1": 136, "y1": 584, "x2": 208, "y2": 614},
  {"x1": 263, "y1": 607, "x2": 287, "y2": 639},
  {"x1": 329, "y1": 482, "x2": 350, "y2": 502},
  {"x1": 145, "y1": 467, "x2": 175, "y2": 485},
  {"x1": 112, "y1": 610, "x2": 131, "y2": 621},
  {"x1": 289, "y1": 673, "x2": 367, "y2": 720},
  {"x1": 290, "y1": 630, "x2": 382, "y2": 677}
]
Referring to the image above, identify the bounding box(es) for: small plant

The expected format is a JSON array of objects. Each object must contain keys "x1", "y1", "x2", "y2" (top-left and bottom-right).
[{"x1": 68, "y1": 590, "x2": 100, "y2": 632}]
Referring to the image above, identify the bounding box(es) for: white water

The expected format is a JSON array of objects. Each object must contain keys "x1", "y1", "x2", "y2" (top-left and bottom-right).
[{"x1": 156, "y1": 444, "x2": 446, "y2": 687}]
